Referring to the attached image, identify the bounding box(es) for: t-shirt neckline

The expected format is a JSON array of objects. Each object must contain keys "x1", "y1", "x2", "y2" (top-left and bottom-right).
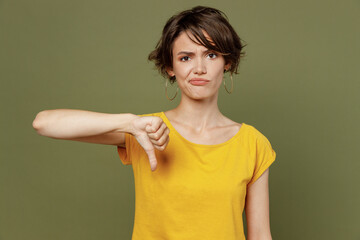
[{"x1": 160, "y1": 111, "x2": 246, "y2": 148}]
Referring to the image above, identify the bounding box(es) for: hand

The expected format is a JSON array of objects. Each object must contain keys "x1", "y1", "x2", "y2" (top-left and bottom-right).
[{"x1": 129, "y1": 116, "x2": 170, "y2": 171}]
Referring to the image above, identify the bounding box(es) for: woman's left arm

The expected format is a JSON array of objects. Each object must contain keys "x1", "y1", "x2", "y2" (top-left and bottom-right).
[{"x1": 245, "y1": 168, "x2": 273, "y2": 240}]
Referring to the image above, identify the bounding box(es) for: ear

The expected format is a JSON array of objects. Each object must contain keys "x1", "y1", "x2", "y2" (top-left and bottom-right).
[
  {"x1": 166, "y1": 67, "x2": 175, "y2": 77},
  {"x1": 224, "y1": 62, "x2": 231, "y2": 71}
]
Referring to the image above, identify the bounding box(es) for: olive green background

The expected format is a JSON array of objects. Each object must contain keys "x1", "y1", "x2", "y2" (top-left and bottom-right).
[{"x1": 1, "y1": 0, "x2": 359, "y2": 239}]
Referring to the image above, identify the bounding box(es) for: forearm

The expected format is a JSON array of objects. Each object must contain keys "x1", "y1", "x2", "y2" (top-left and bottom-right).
[{"x1": 32, "y1": 109, "x2": 138, "y2": 139}]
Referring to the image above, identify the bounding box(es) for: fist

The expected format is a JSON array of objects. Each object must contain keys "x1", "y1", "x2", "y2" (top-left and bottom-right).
[{"x1": 130, "y1": 116, "x2": 170, "y2": 171}]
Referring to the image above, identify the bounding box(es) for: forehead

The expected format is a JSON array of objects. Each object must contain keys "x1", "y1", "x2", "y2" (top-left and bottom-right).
[{"x1": 172, "y1": 30, "x2": 215, "y2": 53}]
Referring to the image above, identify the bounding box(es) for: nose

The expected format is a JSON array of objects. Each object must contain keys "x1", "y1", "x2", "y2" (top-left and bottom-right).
[{"x1": 193, "y1": 57, "x2": 207, "y2": 75}]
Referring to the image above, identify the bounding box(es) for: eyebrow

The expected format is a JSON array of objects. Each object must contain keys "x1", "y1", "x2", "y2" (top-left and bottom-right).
[{"x1": 176, "y1": 49, "x2": 213, "y2": 56}]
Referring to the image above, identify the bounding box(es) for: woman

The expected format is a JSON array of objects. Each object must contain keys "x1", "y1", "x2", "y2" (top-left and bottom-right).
[{"x1": 32, "y1": 6, "x2": 276, "y2": 240}]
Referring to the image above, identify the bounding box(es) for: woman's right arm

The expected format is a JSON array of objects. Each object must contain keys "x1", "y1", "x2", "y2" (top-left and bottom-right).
[{"x1": 32, "y1": 109, "x2": 139, "y2": 146}]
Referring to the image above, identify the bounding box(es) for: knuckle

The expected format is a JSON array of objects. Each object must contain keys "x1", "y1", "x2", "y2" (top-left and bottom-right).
[
  {"x1": 155, "y1": 117, "x2": 162, "y2": 124},
  {"x1": 158, "y1": 139, "x2": 165, "y2": 145},
  {"x1": 153, "y1": 133, "x2": 160, "y2": 139}
]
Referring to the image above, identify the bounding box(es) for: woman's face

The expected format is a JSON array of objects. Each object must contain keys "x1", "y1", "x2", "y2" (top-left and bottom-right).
[{"x1": 166, "y1": 30, "x2": 231, "y2": 100}]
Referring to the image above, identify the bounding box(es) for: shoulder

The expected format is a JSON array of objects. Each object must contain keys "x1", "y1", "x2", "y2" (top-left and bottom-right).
[
  {"x1": 244, "y1": 124, "x2": 276, "y2": 164},
  {"x1": 244, "y1": 123, "x2": 262, "y2": 136},
  {"x1": 243, "y1": 123, "x2": 272, "y2": 145},
  {"x1": 221, "y1": 115, "x2": 268, "y2": 141}
]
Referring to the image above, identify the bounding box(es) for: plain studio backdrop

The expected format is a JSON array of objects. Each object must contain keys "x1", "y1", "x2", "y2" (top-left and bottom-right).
[{"x1": 0, "y1": 0, "x2": 359, "y2": 239}]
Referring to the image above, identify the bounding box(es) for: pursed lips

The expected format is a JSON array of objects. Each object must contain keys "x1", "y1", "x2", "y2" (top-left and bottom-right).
[
  {"x1": 189, "y1": 78, "x2": 210, "y2": 82},
  {"x1": 189, "y1": 78, "x2": 210, "y2": 86}
]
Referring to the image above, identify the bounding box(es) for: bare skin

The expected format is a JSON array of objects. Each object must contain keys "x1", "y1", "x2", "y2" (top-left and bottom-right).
[
  {"x1": 32, "y1": 28, "x2": 273, "y2": 239},
  {"x1": 163, "y1": 110, "x2": 242, "y2": 145},
  {"x1": 165, "y1": 30, "x2": 233, "y2": 138},
  {"x1": 165, "y1": 30, "x2": 273, "y2": 239}
]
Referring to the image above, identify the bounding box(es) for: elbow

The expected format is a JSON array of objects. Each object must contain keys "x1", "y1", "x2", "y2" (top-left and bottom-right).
[
  {"x1": 248, "y1": 236, "x2": 272, "y2": 240},
  {"x1": 32, "y1": 110, "x2": 48, "y2": 135},
  {"x1": 247, "y1": 227, "x2": 273, "y2": 240},
  {"x1": 247, "y1": 232, "x2": 272, "y2": 240}
]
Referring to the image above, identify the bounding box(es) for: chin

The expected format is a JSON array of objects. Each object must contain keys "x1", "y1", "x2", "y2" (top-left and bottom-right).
[{"x1": 189, "y1": 92, "x2": 218, "y2": 100}]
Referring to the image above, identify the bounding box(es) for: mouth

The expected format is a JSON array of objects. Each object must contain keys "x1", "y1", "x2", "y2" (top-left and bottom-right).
[
  {"x1": 189, "y1": 78, "x2": 210, "y2": 86},
  {"x1": 189, "y1": 78, "x2": 209, "y2": 82}
]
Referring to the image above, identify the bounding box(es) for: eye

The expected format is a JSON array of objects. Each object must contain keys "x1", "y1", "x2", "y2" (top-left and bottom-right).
[
  {"x1": 207, "y1": 53, "x2": 217, "y2": 59},
  {"x1": 180, "y1": 56, "x2": 191, "y2": 62}
]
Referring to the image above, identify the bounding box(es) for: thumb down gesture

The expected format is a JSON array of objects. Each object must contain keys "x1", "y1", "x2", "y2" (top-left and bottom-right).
[{"x1": 130, "y1": 115, "x2": 170, "y2": 171}]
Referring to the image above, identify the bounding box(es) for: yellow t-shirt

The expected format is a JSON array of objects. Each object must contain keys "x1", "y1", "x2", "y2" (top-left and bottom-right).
[{"x1": 117, "y1": 111, "x2": 276, "y2": 240}]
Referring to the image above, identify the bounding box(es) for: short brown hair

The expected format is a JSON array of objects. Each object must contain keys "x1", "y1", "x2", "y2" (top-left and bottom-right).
[{"x1": 148, "y1": 6, "x2": 247, "y2": 84}]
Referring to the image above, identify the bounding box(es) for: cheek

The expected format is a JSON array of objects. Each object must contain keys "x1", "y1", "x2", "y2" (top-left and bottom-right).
[
  {"x1": 212, "y1": 63, "x2": 225, "y2": 77},
  {"x1": 173, "y1": 63, "x2": 191, "y2": 77}
]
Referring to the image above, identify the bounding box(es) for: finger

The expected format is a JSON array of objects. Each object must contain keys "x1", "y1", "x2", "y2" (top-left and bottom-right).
[
  {"x1": 145, "y1": 117, "x2": 163, "y2": 133},
  {"x1": 153, "y1": 135, "x2": 170, "y2": 151},
  {"x1": 164, "y1": 135, "x2": 170, "y2": 148},
  {"x1": 148, "y1": 122, "x2": 167, "y2": 139},
  {"x1": 150, "y1": 127, "x2": 170, "y2": 147},
  {"x1": 162, "y1": 136, "x2": 170, "y2": 150},
  {"x1": 148, "y1": 124, "x2": 167, "y2": 142}
]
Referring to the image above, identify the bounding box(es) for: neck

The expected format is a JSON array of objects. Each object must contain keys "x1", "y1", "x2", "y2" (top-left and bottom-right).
[{"x1": 168, "y1": 92, "x2": 224, "y2": 131}]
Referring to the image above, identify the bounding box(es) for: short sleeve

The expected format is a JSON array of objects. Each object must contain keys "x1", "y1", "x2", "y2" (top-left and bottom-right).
[
  {"x1": 117, "y1": 132, "x2": 133, "y2": 165},
  {"x1": 248, "y1": 133, "x2": 277, "y2": 186},
  {"x1": 116, "y1": 112, "x2": 160, "y2": 166}
]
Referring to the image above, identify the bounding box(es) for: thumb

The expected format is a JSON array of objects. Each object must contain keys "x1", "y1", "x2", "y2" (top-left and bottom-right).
[
  {"x1": 141, "y1": 130, "x2": 157, "y2": 171},
  {"x1": 144, "y1": 146, "x2": 158, "y2": 172}
]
